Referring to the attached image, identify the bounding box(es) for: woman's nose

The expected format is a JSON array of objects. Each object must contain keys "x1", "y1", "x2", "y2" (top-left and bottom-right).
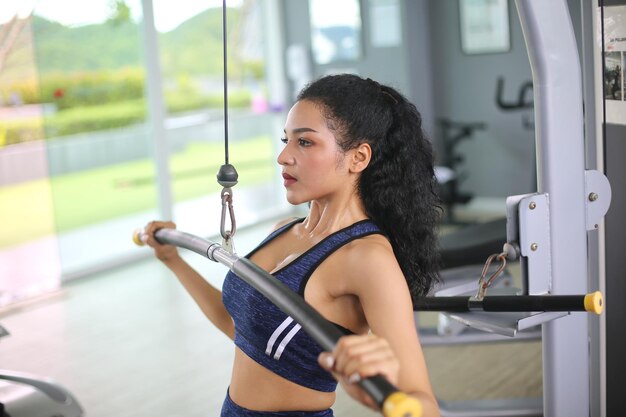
[{"x1": 277, "y1": 145, "x2": 294, "y2": 166}]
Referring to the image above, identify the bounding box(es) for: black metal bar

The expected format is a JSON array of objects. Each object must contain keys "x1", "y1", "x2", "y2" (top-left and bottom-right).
[
  {"x1": 414, "y1": 294, "x2": 600, "y2": 313},
  {"x1": 413, "y1": 296, "x2": 471, "y2": 312}
]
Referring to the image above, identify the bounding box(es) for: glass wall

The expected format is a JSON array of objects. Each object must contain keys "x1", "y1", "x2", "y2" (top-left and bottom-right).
[
  {"x1": 32, "y1": 0, "x2": 160, "y2": 277},
  {"x1": 0, "y1": 5, "x2": 61, "y2": 305},
  {"x1": 0, "y1": 0, "x2": 289, "y2": 305},
  {"x1": 152, "y1": 0, "x2": 289, "y2": 237}
]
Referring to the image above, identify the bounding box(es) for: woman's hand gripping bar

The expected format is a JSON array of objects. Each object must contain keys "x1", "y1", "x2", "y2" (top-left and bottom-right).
[{"x1": 133, "y1": 227, "x2": 422, "y2": 417}]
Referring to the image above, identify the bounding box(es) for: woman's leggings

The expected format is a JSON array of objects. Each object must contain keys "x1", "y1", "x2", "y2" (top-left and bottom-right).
[{"x1": 220, "y1": 389, "x2": 334, "y2": 417}]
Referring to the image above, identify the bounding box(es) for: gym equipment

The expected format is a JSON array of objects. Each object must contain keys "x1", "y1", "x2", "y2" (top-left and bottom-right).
[
  {"x1": 421, "y1": 245, "x2": 603, "y2": 315},
  {"x1": 0, "y1": 371, "x2": 84, "y2": 417},
  {"x1": 415, "y1": 292, "x2": 603, "y2": 314},
  {"x1": 435, "y1": 119, "x2": 486, "y2": 224},
  {"x1": 495, "y1": 76, "x2": 535, "y2": 130},
  {"x1": 510, "y1": 2, "x2": 611, "y2": 413},
  {"x1": 427, "y1": 2, "x2": 611, "y2": 416},
  {"x1": 133, "y1": 228, "x2": 422, "y2": 417},
  {"x1": 216, "y1": 0, "x2": 239, "y2": 256},
  {"x1": 0, "y1": 325, "x2": 84, "y2": 417},
  {"x1": 439, "y1": 217, "x2": 508, "y2": 271},
  {"x1": 495, "y1": 77, "x2": 534, "y2": 111},
  {"x1": 417, "y1": 217, "x2": 524, "y2": 342}
]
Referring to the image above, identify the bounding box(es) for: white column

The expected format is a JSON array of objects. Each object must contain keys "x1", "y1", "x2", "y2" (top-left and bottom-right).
[
  {"x1": 140, "y1": 0, "x2": 173, "y2": 220},
  {"x1": 262, "y1": 0, "x2": 289, "y2": 111}
]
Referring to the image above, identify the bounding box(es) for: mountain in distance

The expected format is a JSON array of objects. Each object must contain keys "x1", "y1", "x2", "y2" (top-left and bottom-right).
[{"x1": 24, "y1": 7, "x2": 242, "y2": 77}]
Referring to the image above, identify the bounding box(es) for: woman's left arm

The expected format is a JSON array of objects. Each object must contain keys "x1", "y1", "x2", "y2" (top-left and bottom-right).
[{"x1": 318, "y1": 241, "x2": 441, "y2": 417}]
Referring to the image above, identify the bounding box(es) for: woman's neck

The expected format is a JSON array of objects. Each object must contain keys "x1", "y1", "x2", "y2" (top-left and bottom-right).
[{"x1": 301, "y1": 194, "x2": 368, "y2": 237}]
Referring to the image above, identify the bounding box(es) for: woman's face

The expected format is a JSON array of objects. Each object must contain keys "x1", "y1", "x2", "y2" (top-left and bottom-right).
[{"x1": 277, "y1": 100, "x2": 352, "y2": 205}]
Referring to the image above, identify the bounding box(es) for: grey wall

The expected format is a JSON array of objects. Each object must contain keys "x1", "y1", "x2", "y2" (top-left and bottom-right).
[
  {"x1": 429, "y1": 0, "x2": 536, "y2": 198},
  {"x1": 405, "y1": 0, "x2": 436, "y2": 139},
  {"x1": 281, "y1": 0, "x2": 584, "y2": 199},
  {"x1": 430, "y1": 0, "x2": 583, "y2": 198},
  {"x1": 282, "y1": 0, "x2": 408, "y2": 90},
  {"x1": 281, "y1": 0, "x2": 435, "y2": 135}
]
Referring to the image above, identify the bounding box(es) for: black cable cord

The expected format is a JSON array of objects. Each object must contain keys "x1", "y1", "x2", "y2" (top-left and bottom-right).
[
  {"x1": 222, "y1": 0, "x2": 229, "y2": 165},
  {"x1": 216, "y1": 0, "x2": 238, "y2": 188}
]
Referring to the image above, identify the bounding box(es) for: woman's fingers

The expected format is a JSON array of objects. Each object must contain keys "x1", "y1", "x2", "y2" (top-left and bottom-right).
[
  {"x1": 338, "y1": 336, "x2": 398, "y2": 384},
  {"x1": 142, "y1": 221, "x2": 179, "y2": 261},
  {"x1": 319, "y1": 334, "x2": 400, "y2": 386},
  {"x1": 318, "y1": 334, "x2": 400, "y2": 411},
  {"x1": 143, "y1": 221, "x2": 175, "y2": 245},
  {"x1": 318, "y1": 352, "x2": 335, "y2": 371}
]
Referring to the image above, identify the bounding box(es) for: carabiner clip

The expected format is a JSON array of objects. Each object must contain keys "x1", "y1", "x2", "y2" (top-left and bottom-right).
[
  {"x1": 474, "y1": 252, "x2": 507, "y2": 300},
  {"x1": 220, "y1": 187, "x2": 237, "y2": 254}
]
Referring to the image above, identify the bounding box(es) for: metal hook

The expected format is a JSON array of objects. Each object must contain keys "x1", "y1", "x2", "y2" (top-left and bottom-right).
[
  {"x1": 474, "y1": 252, "x2": 508, "y2": 300},
  {"x1": 220, "y1": 187, "x2": 236, "y2": 254}
]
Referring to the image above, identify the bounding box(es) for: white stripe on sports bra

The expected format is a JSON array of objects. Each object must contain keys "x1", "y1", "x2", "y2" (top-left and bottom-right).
[
  {"x1": 273, "y1": 323, "x2": 302, "y2": 360},
  {"x1": 265, "y1": 316, "x2": 294, "y2": 356}
]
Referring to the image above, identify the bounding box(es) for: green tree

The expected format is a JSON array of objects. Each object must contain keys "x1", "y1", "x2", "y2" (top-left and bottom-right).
[{"x1": 107, "y1": 0, "x2": 132, "y2": 26}]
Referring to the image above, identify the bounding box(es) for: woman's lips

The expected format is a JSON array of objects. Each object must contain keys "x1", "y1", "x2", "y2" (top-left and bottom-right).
[{"x1": 282, "y1": 173, "x2": 296, "y2": 187}]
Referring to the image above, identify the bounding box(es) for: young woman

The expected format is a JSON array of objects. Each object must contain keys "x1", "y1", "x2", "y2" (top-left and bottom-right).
[{"x1": 143, "y1": 74, "x2": 441, "y2": 417}]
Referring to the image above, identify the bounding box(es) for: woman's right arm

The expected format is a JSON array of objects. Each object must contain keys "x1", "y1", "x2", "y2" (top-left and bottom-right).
[{"x1": 143, "y1": 221, "x2": 235, "y2": 340}]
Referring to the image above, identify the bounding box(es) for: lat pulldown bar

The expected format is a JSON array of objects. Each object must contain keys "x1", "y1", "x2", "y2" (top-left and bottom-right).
[{"x1": 133, "y1": 227, "x2": 422, "y2": 417}]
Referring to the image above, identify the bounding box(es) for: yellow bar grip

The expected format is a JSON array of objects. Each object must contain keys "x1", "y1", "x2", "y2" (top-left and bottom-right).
[
  {"x1": 584, "y1": 291, "x2": 604, "y2": 315},
  {"x1": 132, "y1": 229, "x2": 145, "y2": 246},
  {"x1": 382, "y1": 392, "x2": 422, "y2": 417}
]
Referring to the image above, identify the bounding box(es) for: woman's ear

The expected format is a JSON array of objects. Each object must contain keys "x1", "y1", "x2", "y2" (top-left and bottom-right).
[{"x1": 349, "y1": 143, "x2": 372, "y2": 173}]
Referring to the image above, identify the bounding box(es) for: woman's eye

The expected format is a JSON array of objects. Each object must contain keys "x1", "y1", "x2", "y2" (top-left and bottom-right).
[{"x1": 281, "y1": 137, "x2": 311, "y2": 147}]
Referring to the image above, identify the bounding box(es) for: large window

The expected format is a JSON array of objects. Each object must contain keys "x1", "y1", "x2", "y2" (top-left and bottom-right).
[
  {"x1": 0, "y1": 0, "x2": 289, "y2": 306},
  {"x1": 31, "y1": 1, "x2": 158, "y2": 277},
  {"x1": 152, "y1": 0, "x2": 286, "y2": 236}
]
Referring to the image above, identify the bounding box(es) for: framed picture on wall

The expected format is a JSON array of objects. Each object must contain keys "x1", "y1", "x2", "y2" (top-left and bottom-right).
[{"x1": 459, "y1": 0, "x2": 510, "y2": 55}]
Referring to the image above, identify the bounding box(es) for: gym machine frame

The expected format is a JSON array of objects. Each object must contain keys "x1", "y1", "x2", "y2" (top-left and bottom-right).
[
  {"x1": 514, "y1": 3, "x2": 609, "y2": 416},
  {"x1": 506, "y1": 2, "x2": 609, "y2": 416},
  {"x1": 417, "y1": 1, "x2": 610, "y2": 416}
]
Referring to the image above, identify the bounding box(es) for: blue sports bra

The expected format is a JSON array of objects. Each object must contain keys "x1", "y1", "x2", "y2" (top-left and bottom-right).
[{"x1": 222, "y1": 218, "x2": 383, "y2": 392}]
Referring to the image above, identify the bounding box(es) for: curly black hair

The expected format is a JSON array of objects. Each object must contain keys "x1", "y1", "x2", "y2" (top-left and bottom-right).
[{"x1": 297, "y1": 74, "x2": 441, "y2": 301}]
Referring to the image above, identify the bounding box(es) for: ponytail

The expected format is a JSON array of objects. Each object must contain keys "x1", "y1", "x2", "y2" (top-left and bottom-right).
[{"x1": 298, "y1": 74, "x2": 441, "y2": 302}]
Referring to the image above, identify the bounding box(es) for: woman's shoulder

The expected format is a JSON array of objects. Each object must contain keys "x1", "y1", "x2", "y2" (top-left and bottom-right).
[
  {"x1": 332, "y1": 235, "x2": 410, "y2": 307},
  {"x1": 346, "y1": 232, "x2": 391, "y2": 255},
  {"x1": 342, "y1": 235, "x2": 403, "y2": 281},
  {"x1": 270, "y1": 216, "x2": 304, "y2": 232}
]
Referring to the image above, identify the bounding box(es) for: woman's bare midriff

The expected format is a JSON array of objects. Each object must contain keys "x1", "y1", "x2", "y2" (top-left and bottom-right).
[{"x1": 228, "y1": 348, "x2": 336, "y2": 412}]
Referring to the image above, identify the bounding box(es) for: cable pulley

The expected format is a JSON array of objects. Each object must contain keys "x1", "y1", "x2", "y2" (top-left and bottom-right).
[{"x1": 217, "y1": 163, "x2": 238, "y2": 188}]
